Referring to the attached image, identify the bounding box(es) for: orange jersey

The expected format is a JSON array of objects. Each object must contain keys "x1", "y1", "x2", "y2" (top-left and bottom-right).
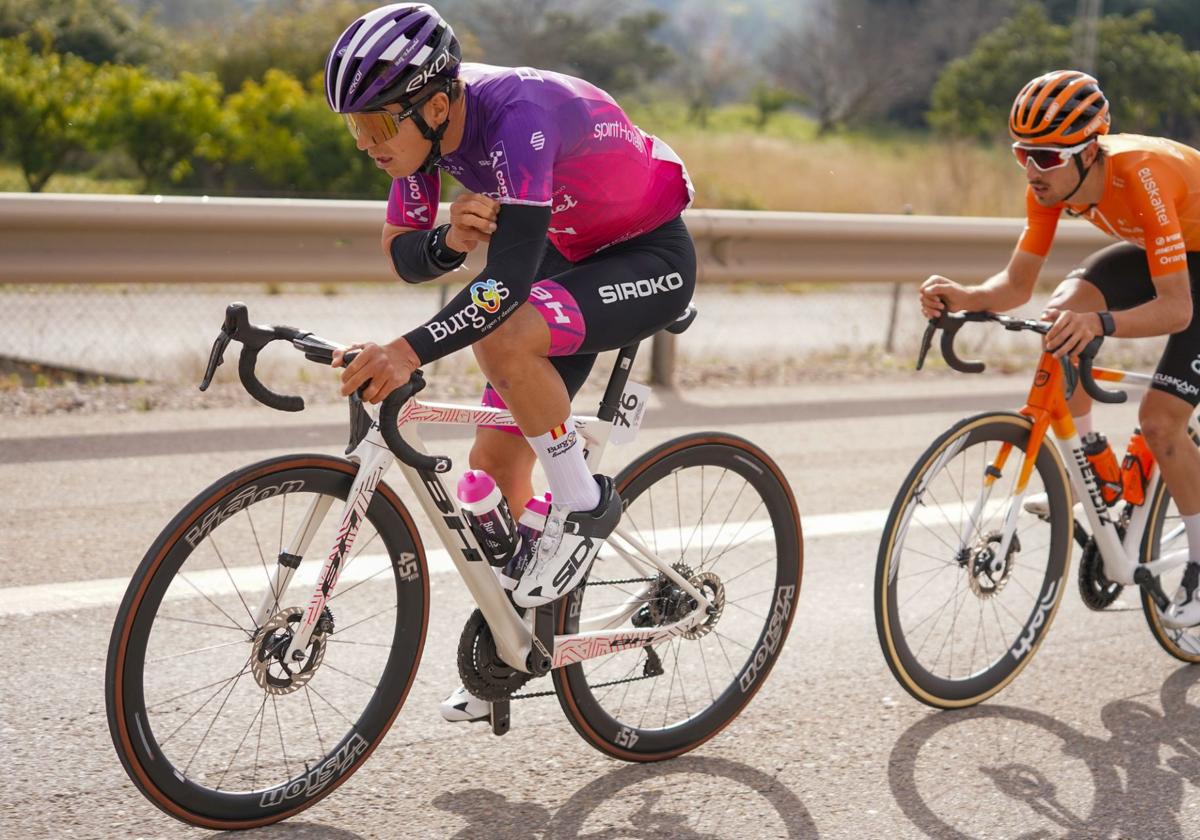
[{"x1": 1017, "y1": 134, "x2": 1200, "y2": 277}]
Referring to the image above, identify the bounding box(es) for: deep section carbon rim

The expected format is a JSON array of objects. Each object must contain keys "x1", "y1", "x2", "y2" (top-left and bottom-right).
[
  {"x1": 555, "y1": 433, "x2": 802, "y2": 760},
  {"x1": 876, "y1": 414, "x2": 1071, "y2": 708},
  {"x1": 107, "y1": 456, "x2": 428, "y2": 828},
  {"x1": 1141, "y1": 482, "x2": 1200, "y2": 662}
]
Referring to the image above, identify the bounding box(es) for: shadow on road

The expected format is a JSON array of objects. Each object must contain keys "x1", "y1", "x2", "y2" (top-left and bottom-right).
[
  {"x1": 887, "y1": 665, "x2": 1200, "y2": 839},
  {"x1": 433, "y1": 754, "x2": 819, "y2": 839},
  {"x1": 214, "y1": 823, "x2": 365, "y2": 839}
]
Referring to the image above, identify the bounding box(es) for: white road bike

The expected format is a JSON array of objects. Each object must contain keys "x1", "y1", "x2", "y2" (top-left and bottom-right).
[{"x1": 106, "y1": 303, "x2": 803, "y2": 830}]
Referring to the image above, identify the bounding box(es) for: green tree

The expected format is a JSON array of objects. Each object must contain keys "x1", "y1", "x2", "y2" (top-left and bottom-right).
[
  {"x1": 222, "y1": 68, "x2": 382, "y2": 196},
  {"x1": 461, "y1": 1, "x2": 676, "y2": 97},
  {"x1": 929, "y1": 3, "x2": 1200, "y2": 143},
  {"x1": 0, "y1": 38, "x2": 99, "y2": 191},
  {"x1": 1041, "y1": 0, "x2": 1200, "y2": 51},
  {"x1": 929, "y1": 4, "x2": 1070, "y2": 140},
  {"x1": 94, "y1": 66, "x2": 225, "y2": 190},
  {"x1": 0, "y1": 0, "x2": 164, "y2": 66},
  {"x1": 750, "y1": 84, "x2": 799, "y2": 130},
  {"x1": 192, "y1": 0, "x2": 375, "y2": 93}
]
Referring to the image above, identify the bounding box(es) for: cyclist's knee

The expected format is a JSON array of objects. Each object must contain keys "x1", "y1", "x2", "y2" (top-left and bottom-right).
[
  {"x1": 1046, "y1": 276, "x2": 1104, "y2": 312},
  {"x1": 1139, "y1": 401, "x2": 1191, "y2": 453},
  {"x1": 473, "y1": 307, "x2": 547, "y2": 377},
  {"x1": 469, "y1": 434, "x2": 534, "y2": 485}
]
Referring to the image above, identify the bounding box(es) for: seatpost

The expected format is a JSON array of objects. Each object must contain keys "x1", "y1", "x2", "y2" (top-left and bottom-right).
[{"x1": 597, "y1": 343, "x2": 639, "y2": 424}]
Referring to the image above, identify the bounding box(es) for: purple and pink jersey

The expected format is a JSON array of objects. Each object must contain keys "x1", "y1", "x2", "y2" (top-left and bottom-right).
[{"x1": 385, "y1": 63, "x2": 693, "y2": 262}]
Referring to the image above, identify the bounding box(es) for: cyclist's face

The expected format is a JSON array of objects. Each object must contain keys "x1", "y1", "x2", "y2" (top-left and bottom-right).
[
  {"x1": 356, "y1": 102, "x2": 434, "y2": 179},
  {"x1": 1025, "y1": 144, "x2": 1097, "y2": 206}
]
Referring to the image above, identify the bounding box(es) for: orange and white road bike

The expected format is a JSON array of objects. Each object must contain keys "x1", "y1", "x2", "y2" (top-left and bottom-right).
[{"x1": 876, "y1": 310, "x2": 1200, "y2": 709}]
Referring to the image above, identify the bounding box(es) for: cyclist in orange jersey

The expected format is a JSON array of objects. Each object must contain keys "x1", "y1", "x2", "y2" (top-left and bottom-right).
[{"x1": 919, "y1": 70, "x2": 1200, "y2": 626}]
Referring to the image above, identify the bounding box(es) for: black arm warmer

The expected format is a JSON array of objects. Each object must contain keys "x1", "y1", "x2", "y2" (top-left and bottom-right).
[
  {"x1": 403, "y1": 204, "x2": 551, "y2": 363},
  {"x1": 389, "y1": 225, "x2": 467, "y2": 285}
]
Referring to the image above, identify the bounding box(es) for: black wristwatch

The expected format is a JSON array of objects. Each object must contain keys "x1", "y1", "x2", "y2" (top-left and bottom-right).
[
  {"x1": 428, "y1": 224, "x2": 466, "y2": 269},
  {"x1": 1097, "y1": 311, "x2": 1116, "y2": 337}
]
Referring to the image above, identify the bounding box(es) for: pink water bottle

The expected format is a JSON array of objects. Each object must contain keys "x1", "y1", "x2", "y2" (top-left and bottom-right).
[
  {"x1": 503, "y1": 492, "x2": 553, "y2": 582},
  {"x1": 456, "y1": 470, "x2": 516, "y2": 568}
]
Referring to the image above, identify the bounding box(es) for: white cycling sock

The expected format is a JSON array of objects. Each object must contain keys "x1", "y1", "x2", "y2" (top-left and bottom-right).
[
  {"x1": 1184, "y1": 512, "x2": 1200, "y2": 566},
  {"x1": 1075, "y1": 412, "x2": 1093, "y2": 437},
  {"x1": 528, "y1": 419, "x2": 600, "y2": 512}
]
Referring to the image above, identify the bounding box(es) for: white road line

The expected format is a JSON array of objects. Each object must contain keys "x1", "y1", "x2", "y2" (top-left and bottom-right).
[{"x1": 3, "y1": 507, "x2": 898, "y2": 618}]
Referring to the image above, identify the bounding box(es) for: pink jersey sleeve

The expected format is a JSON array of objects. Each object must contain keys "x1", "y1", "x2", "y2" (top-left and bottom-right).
[{"x1": 385, "y1": 173, "x2": 440, "y2": 229}]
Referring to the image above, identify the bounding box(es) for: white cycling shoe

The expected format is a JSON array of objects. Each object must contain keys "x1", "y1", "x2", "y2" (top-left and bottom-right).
[
  {"x1": 512, "y1": 476, "x2": 621, "y2": 609},
  {"x1": 439, "y1": 686, "x2": 490, "y2": 723},
  {"x1": 1022, "y1": 493, "x2": 1084, "y2": 518},
  {"x1": 1163, "y1": 563, "x2": 1200, "y2": 629}
]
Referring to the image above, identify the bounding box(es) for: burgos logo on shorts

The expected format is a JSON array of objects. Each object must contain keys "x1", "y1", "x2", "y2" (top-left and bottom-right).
[
  {"x1": 599, "y1": 273, "x2": 683, "y2": 304},
  {"x1": 471, "y1": 279, "x2": 503, "y2": 313},
  {"x1": 426, "y1": 281, "x2": 512, "y2": 342}
]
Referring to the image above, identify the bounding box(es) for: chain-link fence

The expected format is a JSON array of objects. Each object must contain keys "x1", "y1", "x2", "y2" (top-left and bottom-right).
[{"x1": 2, "y1": 280, "x2": 1172, "y2": 393}]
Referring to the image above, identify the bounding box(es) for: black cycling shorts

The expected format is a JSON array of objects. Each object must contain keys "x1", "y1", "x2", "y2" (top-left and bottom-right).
[
  {"x1": 1071, "y1": 241, "x2": 1200, "y2": 405},
  {"x1": 481, "y1": 215, "x2": 696, "y2": 428}
]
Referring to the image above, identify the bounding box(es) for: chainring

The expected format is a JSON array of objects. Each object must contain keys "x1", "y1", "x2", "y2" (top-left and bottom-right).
[
  {"x1": 1078, "y1": 537, "x2": 1123, "y2": 610},
  {"x1": 457, "y1": 608, "x2": 532, "y2": 702}
]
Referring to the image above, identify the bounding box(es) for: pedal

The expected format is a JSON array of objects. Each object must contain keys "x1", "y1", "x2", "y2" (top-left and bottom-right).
[
  {"x1": 490, "y1": 699, "x2": 510, "y2": 736},
  {"x1": 1134, "y1": 566, "x2": 1172, "y2": 612}
]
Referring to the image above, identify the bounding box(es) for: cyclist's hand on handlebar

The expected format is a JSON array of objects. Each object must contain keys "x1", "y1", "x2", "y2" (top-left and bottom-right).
[
  {"x1": 444, "y1": 192, "x2": 500, "y2": 253},
  {"x1": 1042, "y1": 308, "x2": 1101, "y2": 359},
  {"x1": 919, "y1": 275, "x2": 970, "y2": 320},
  {"x1": 333, "y1": 338, "x2": 421, "y2": 404}
]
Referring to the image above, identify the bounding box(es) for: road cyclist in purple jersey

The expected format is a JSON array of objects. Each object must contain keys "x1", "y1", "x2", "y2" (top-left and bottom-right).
[{"x1": 324, "y1": 4, "x2": 696, "y2": 722}]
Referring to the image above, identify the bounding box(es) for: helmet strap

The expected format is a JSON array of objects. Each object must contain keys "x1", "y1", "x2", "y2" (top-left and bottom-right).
[
  {"x1": 1060, "y1": 146, "x2": 1097, "y2": 205},
  {"x1": 407, "y1": 81, "x2": 453, "y2": 175}
]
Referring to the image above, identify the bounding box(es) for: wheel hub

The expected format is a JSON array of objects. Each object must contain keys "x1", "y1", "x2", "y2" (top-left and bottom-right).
[
  {"x1": 250, "y1": 606, "x2": 334, "y2": 695},
  {"x1": 966, "y1": 531, "x2": 1019, "y2": 598}
]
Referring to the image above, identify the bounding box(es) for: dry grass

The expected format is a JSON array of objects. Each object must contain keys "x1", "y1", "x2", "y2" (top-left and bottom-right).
[{"x1": 661, "y1": 131, "x2": 1025, "y2": 217}]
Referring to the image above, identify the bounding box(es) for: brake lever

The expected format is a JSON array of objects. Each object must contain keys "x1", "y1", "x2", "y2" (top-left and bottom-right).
[
  {"x1": 916, "y1": 320, "x2": 937, "y2": 371},
  {"x1": 199, "y1": 328, "x2": 232, "y2": 391}
]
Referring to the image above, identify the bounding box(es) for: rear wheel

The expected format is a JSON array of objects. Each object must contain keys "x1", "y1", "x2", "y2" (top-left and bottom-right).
[
  {"x1": 1141, "y1": 478, "x2": 1200, "y2": 662},
  {"x1": 554, "y1": 432, "x2": 803, "y2": 761},
  {"x1": 106, "y1": 454, "x2": 429, "y2": 829}
]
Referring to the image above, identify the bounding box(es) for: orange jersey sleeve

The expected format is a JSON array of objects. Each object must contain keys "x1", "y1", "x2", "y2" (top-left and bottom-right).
[
  {"x1": 1017, "y1": 185, "x2": 1062, "y2": 257},
  {"x1": 1121, "y1": 156, "x2": 1189, "y2": 277}
]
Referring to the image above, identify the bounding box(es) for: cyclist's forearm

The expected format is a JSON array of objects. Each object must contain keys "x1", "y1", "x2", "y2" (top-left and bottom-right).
[
  {"x1": 402, "y1": 204, "x2": 551, "y2": 363},
  {"x1": 966, "y1": 272, "x2": 1033, "y2": 312},
  {"x1": 1107, "y1": 295, "x2": 1193, "y2": 338},
  {"x1": 389, "y1": 227, "x2": 466, "y2": 284}
]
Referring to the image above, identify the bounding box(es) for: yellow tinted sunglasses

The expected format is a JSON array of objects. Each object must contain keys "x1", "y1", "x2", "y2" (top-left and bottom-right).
[{"x1": 342, "y1": 103, "x2": 417, "y2": 146}]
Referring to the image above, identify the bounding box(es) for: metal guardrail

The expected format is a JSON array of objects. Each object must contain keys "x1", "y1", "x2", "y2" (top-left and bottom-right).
[
  {"x1": 0, "y1": 193, "x2": 1114, "y2": 386},
  {"x1": 0, "y1": 192, "x2": 1111, "y2": 286}
]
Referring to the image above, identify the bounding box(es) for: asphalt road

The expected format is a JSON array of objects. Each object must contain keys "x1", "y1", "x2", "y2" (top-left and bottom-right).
[{"x1": 4, "y1": 372, "x2": 1200, "y2": 840}]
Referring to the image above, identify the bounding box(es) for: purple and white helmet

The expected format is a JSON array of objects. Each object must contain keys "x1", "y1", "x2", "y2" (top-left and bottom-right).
[{"x1": 324, "y1": 3, "x2": 461, "y2": 113}]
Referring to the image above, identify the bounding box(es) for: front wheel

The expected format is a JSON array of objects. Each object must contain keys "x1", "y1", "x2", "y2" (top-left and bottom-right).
[
  {"x1": 554, "y1": 432, "x2": 803, "y2": 761},
  {"x1": 106, "y1": 454, "x2": 430, "y2": 830},
  {"x1": 875, "y1": 412, "x2": 1073, "y2": 709}
]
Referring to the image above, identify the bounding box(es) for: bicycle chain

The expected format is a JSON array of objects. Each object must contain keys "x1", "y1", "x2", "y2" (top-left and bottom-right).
[
  {"x1": 506, "y1": 577, "x2": 666, "y2": 699},
  {"x1": 511, "y1": 647, "x2": 665, "y2": 700}
]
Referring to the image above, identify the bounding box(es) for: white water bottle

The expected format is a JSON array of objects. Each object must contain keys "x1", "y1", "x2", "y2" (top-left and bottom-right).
[
  {"x1": 456, "y1": 470, "x2": 516, "y2": 568},
  {"x1": 503, "y1": 492, "x2": 553, "y2": 583}
]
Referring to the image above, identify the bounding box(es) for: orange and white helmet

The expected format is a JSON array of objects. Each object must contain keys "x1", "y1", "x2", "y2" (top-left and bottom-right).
[{"x1": 1009, "y1": 70, "x2": 1110, "y2": 146}]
